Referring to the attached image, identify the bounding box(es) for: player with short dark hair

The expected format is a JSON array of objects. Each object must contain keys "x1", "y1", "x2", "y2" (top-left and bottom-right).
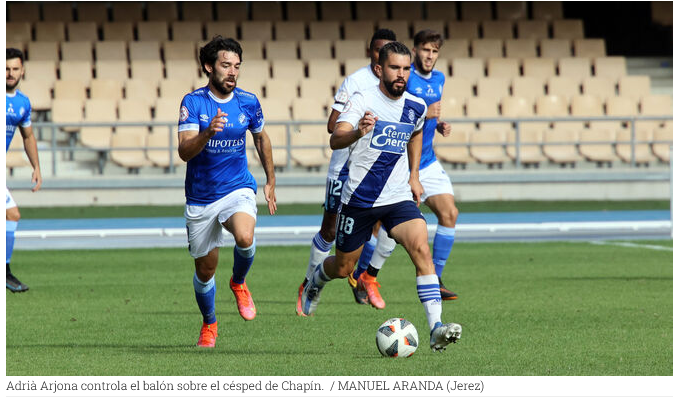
[
  {"x1": 301, "y1": 42, "x2": 462, "y2": 351},
  {"x1": 178, "y1": 36, "x2": 277, "y2": 348},
  {"x1": 6, "y1": 48, "x2": 42, "y2": 293}
]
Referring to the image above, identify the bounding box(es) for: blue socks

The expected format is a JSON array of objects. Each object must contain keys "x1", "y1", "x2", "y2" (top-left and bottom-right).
[
  {"x1": 193, "y1": 274, "x2": 216, "y2": 324},
  {"x1": 232, "y1": 240, "x2": 256, "y2": 284},
  {"x1": 6, "y1": 221, "x2": 17, "y2": 264},
  {"x1": 433, "y1": 226, "x2": 455, "y2": 278},
  {"x1": 353, "y1": 235, "x2": 377, "y2": 280}
]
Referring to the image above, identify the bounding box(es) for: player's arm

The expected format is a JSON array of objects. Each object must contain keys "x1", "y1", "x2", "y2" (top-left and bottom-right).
[
  {"x1": 18, "y1": 125, "x2": 42, "y2": 192},
  {"x1": 327, "y1": 109, "x2": 341, "y2": 134},
  {"x1": 178, "y1": 108, "x2": 227, "y2": 161},
  {"x1": 251, "y1": 128, "x2": 277, "y2": 215},
  {"x1": 330, "y1": 112, "x2": 377, "y2": 149},
  {"x1": 407, "y1": 129, "x2": 424, "y2": 206}
]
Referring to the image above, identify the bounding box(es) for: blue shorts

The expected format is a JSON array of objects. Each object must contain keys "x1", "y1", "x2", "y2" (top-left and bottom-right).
[
  {"x1": 323, "y1": 170, "x2": 348, "y2": 214},
  {"x1": 335, "y1": 201, "x2": 425, "y2": 253}
]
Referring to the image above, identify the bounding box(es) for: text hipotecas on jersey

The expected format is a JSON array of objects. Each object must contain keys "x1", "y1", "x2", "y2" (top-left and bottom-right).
[
  {"x1": 337, "y1": 86, "x2": 427, "y2": 208},
  {"x1": 178, "y1": 87, "x2": 264, "y2": 205},
  {"x1": 6, "y1": 90, "x2": 32, "y2": 151}
]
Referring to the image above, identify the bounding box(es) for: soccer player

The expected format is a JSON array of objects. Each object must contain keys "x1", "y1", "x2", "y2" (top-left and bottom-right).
[
  {"x1": 301, "y1": 42, "x2": 462, "y2": 351},
  {"x1": 357, "y1": 30, "x2": 459, "y2": 301},
  {"x1": 6, "y1": 48, "x2": 42, "y2": 293},
  {"x1": 177, "y1": 37, "x2": 277, "y2": 348},
  {"x1": 296, "y1": 29, "x2": 397, "y2": 314}
]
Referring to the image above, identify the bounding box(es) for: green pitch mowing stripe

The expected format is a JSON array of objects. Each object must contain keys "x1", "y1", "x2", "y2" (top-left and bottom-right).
[{"x1": 6, "y1": 241, "x2": 672, "y2": 376}]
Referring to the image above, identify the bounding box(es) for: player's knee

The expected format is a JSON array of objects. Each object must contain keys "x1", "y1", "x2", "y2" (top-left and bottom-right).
[
  {"x1": 235, "y1": 232, "x2": 255, "y2": 248},
  {"x1": 438, "y1": 205, "x2": 458, "y2": 227},
  {"x1": 334, "y1": 262, "x2": 354, "y2": 279},
  {"x1": 409, "y1": 239, "x2": 431, "y2": 258},
  {"x1": 6, "y1": 208, "x2": 20, "y2": 222}
]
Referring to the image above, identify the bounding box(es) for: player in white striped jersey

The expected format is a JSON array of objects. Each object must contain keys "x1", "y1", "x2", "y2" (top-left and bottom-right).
[{"x1": 301, "y1": 42, "x2": 462, "y2": 351}]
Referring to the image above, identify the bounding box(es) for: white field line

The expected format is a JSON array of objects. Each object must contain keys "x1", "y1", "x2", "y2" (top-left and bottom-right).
[{"x1": 590, "y1": 241, "x2": 673, "y2": 252}]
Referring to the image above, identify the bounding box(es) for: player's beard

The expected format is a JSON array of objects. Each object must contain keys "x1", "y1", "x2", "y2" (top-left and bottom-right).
[
  {"x1": 414, "y1": 54, "x2": 434, "y2": 75},
  {"x1": 6, "y1": 75, "x2": 20, "y2": 91},
  {"x1": 383, "y1": 77, "x2": 407, "y2": 97},
  {"x1": 211, "y1": 74, "x2": 236, "y2": 95}
]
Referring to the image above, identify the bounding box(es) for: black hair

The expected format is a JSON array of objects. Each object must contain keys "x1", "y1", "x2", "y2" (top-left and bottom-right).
[
  {"x1": 199, "y1": 36, "x2": 243, "y2": 77},
  {"x1": 369, "y1": 28, "x2": 397, "y2": 51},
  {"x1": 378, "y1": 42, "x2": 412, "y2": 66},
  {"x1": 6, "y1": 48, "x2": 24, "y2": 63},
  {"x1": 413, "y1": 29, "x2": 444, "y2": 48}
]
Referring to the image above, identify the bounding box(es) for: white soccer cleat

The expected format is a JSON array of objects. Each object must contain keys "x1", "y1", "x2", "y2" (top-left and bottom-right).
[
  {"x1": 430, "y1": 322, "x2": 462, "y2": 352},
  {"x1": 301, "y1": 276, "x2": 324, "y2": 316}
]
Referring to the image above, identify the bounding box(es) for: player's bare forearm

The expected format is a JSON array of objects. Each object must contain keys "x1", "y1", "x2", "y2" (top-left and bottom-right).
[
  {"x1": 426, "y1": 101, "x2": 441, "y2": 119},
  {"x1": 327, "y1": 109, "x2": 340, "y2": 134},
  {"x1": 20, "y1": 126, "x2": 42, "y2": 191},
  {"x1": 330, "y1": 126, "x2": 362, "y2": 149},
  {"x1": 407, "y1": 130, "x2": 423, "y2": 176},
  {"x1": 253, "y1": 129, "x2": 277, "y2": 214},
  {"x1": 178, "y1": 131, "x2": 211, "y2": 161}
]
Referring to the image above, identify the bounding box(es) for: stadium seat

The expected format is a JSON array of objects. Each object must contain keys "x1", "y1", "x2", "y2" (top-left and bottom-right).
[
  {"x1": 204, "y1": 22, "x2": 237, "y2": 40},
  {"x1": 335, "y1": 40, "x2": 367, "y2": 62},
  {"x1": 476, "y1": 77, "x2": 510, "y2": 101},
  {"x1": 548, "y1": 76, "x2": 581, "y2": 103},
  {"x1": 615, "y1": 129, "x2": 656, "y2": 164},
  {"x1": 461, "y1": 2, "x2": 492, "y2": 21},
  {"x1": 81, "y1": 98, "x2": 116, "y2": 152},
  {"x1": 290, "y1": 98, "x2": 329, "y2": 168},
  {"x1": 251, "y1": 1, "x2": 283, "y2": 21},
  {"x1": 27, "y1": 41, "x2": 60, "y2": 62},
  {"x1": 355, "y1": 2, "x2": 387, "y2": 20},
  {"x1": 147, "y1": 1, "x2": 178, "y2": 22},
  {"x1": 536, "y1": 94, "x2": 569, "y2": 118},
  {"x1": 286, "y1": 2, "x2": 317, "y2": 21},
  {"x1": 130, "y1": 60, "x2": 164, "y2": 83},
  {"x1": 275, "y1": 21, "x2": 306, "y2": 41},
  {"x1": 23, "y1": 61, "x2": 57, "y2": 84},
  {"x1": 264, "y1": 125, "x2": 290, "y2": 168},
  {"x1": 111, "y1": 99, "x2": 151, "y2": 170},
  {"x1": 344, "y1": 21, "x2": 375, "y2": 41},
  {"x1": 618, "y1": 76, "x2": 651, "y2": 101},
  {"x1": 266, "y1": 40, "x2": 299, "y2": 60},
  {"x1": 532, "y1": 1, "x2": 563, "y2": 20},
  {"x1": 552, "y1": 19, "x2": 584, "y2": 40},
  {"x1": 6, "y1": 23, "x2": 32, "y2": 43},
  {"x1": 148, "y1": 98, "x2": 185, "y2": 169},
  {"x1": 435, "y1": 128, "x2": 474, "y2": 165},
  {"x1": 129, "y1": 41, "x2": 162, "y2": 61},
  {"x1": 271, "y1": 60, "x2": 305, "y2": 81},
  {"x1": 482, "y1": 21, "x2": 514, "y2": 39},
  {"x1": 17, "y1": 80, "x2": 52, "y2": 112},
  {"x1": 427, "y1": 2, "x2": 458, "y2": 20},
  {"x1": 594, "y1": 57, "x2": 627, "y2": 81},
  {"x1": 299, "y1": 78, "x2": 334, "y2": 100},
  {"x1": 137, "y1": 22, "x2": 169, "y2": 42},
  {"x1": 95, "y1": 61, "x2": 129, "y2": 85},
  {"x1": 111, "y1": 2, "x2": 143, "y2": 22},
  {"x1": 59, "y1": 60, "x2": 93, "y2": 84},
  {"x1": 502, "y1": 96, "x2": 546, "y2": 165},
  {"x1": 299, "y1": 40, "x2": 333, "y2": 61},
  {"x1": 95, "y1": 41, "x2": 127, "y2": 61},
  {"x1": 443, "y1": 77, "x2": 474, "y2": 102},
  {"x1": 241, "y1": 21, "x2": 273, "y2": 42},
  {"x1": 570, "y1": 94, "x2": 604, "y2": 124},
  {"x1": 522, "y1": 58, "x2": 556, "y2": 80},
  {"x1": 102, "y1": 22, "x2": 134, "y2": 42},
  {"x1": 488, "y1": 58, "x2": 520, "y2": 79},
  {"x1": 381, "y1": 20, "x2": 411, "y2": 40},
  {"x1": 652, "y1": 125, "x2": 673, "y2": 162},
  {"x1": 238, "y1": 59, "x2": 270, "y2": 82},
  {"x1": 171, "y1": 21, "x2": 203, "y2": 42},
  {"x1": 442, "y1": 39, "x2": 470, "y2": 60},
  {"x1": 265, "y1": 78, "x2": 299, "y2": 99},
  {"x1": 412, "y1": 20, "x2": 446, "y2": 39},
  {"x1": 558, "y1": 57, "x2": 592, "y2": 80},
  {"x1": 237, "y1": 76, "x2": 264, "y2": 98},
  {"x1": 496, "y1": 1, "x2": 527, "y2": 20},
  {"x1": 467, "y1": 97, "x2": 510, "y2": 165},
  {"x1": 638, "y1": 95, "x2": 673, "y2": 138},
  {"x1": 77, "y1": 2, "x2": 109, "y2": 24},
  {"x1": 35, "y1": 22, "x2": 66, "y2": 42},
  {"x1": 184, "y1": 2, "x2": 215, "y2": 22},
  {"x1": 238, "y1": 40, "x2": 264, "y2": 60},
  {"x1": 539, "y1": 39, "x2": 572, "y2": 58},
  {"x1": 320, "y1": 2, "x2": 352, "y2": 22},
  {"x1": 579, "y1": 127, "x2": 618, "y2": 164},
  {"x1": 505, "y1": 39, "x2": 538, "y2": 58},
  {"x1": 573, "y1": 39, "x2": 606, "y2": 58},
  {"x1": 307, "y1": 59, "x2": 341, "y2": 82},
  {"x1": 164, "y1": 60, "x2": 199, "y2": 81},
  {"x1": 61, "y1": 41, "x2": 93, "y2": 61},
  {"x1": 125, "y1": 79, "x2": 158, "y2": 106},
  {"x1": 214, "y1": 2, "x2": 248, "y2": 21},
  {"x1": 53, "y1": 79, "x2": 87, "y2": 101},
  {"x1": 516, "y1": 20, "x2": 549, "y2": 41},
  {"x1": 582, "y1": 76, "x2": 617, "y2": 103},
  {"x1": 451, "y1": 58, "x2": 485, "y2": 85},
  {"x1": 434, "y1": 58, "x2": 450, "y2": 75},
  {"x1": 6, "y1": 134, "x2": 30, "y2": 172},
  {"x1": 90, "y1": 78, "x2": 124, "y2": 100},
  {"x1": 50, "y1": 98, "x2": 84, "y2": 134},
  {"x1": 543, "y1": 126, "x2": 582, "y2": 165},
  {"x1": 471, "y1": 39, "x2": 504, "y2": 58},
  {"x1": 391, "y1": 2, "x2": 423, "y2": 20},
  {"x1": 163, "y1": 41, "x2": 196, "y2": 61},
  {"x1": 7, "y1": 2, "x2": 40, "y2": 23},
  {"x1": 447, "y1": 21, "x2": 479, "y2": 40},
  {"x1": 309, "y1": 21, "x2": 341, "y2": 41},
  {"x1": 67, "y1": 22, "x2": 98, "y2": 42}
]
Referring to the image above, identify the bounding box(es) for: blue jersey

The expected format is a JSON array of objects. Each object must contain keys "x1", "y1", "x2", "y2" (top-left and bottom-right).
[
  {"x1": 178, "y1": 86, "x2": 265, "y2": 205},
  {"x1": 6, "y1": 90, "x2": 32, "y2": 151},
  {"x1": 407, "y1": 64, "x2": 444, "y2": 170}
]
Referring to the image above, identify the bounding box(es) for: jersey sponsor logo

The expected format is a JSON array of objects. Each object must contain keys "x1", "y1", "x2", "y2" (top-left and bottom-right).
[
  {"x1": 369, "y1": 120, "x2": 414, "y2": 154},
  {"x1": 6, "y1": 103, "x2": 15, "y2": 115},
  {"x1": 205, "y1": 137, "x2": 245, "y2": 153},
  {"x1": 180, "y1": 106, "x2": 189, "y2": 122},
  {"x1": 199, "y1": 114, "x2": 210, "y2": 122},
  {"x1": 414, "y1": 86, "x2": 423, "y2": 95}
]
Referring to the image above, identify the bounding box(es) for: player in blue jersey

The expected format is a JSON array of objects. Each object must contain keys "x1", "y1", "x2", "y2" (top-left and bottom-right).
[
  {"x1": 5, "y1": 48, "x2": 42, "y2": 293},
  {"x1": 301, "y1": 42, "x2": 462, "y2": 351},
  {"x1": 357, "y1": 30, "x2": 460, "y2": 301},
  {"x1": 177, "y1": 37, "x2": 277, "y2": 348}
]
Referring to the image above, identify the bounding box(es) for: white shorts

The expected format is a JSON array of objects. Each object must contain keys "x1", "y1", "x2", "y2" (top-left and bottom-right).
[
  {"x1": 419, "y1": 160, "x2": 454, "y2": 203},
  {"x1": 185, "y1": 188, "x2": 257, "y2": 259},
  {"x1": 6, "y1": 187, "x2": 17, "y2": 210}
]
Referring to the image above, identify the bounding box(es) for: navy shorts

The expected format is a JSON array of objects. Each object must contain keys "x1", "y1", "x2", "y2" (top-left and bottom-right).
[
  {"x1": 335, "y1": 200, "x2": 425, "y2": 252},
  {"x1": 323, "y1": 169, "x2": 349, "y2": 214}
]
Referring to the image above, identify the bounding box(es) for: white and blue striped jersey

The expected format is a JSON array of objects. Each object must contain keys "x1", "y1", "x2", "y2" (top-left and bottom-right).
[
  {"x1": 407, "y1": 64, "x2": 445, "y2": 170},
  {"x1": 178, "y1": 86, "x2": 264, "y2": 205},
  {"x1": 6, "y1": 90, "x2": 32, "y2": 151},
  {"x1": 337, "y1": 86, "x2": 427, "y2": 208},
  {"x1": 328, "y1": 65, "x2": 380, "y2": 180}
]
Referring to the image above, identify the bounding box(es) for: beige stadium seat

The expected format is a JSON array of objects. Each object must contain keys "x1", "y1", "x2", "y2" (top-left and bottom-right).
[
  {"x1": 615, "y1": 129, "x2": 655, "y2": 164},
  {"x1": 467, "y1": 97, "x2": 510, "y2": 165},
  {"x1": 501, "y1": 96, "x2": 546, "y2": 164},
  {"x1": 111, "y1": 99, "x2": 151, "y2": 170},
  {"x1": 570, "y1": 94, "x2": 604, "y2": 123},
  {"x1": 95, "y1": 41, "x2": 127, "y2": 61},
  {"x1": 137, "y1": 22, "x2": 169, "y2": 42},
  {"x1": 533, "y1": 2, "x2": 563, "y2": 20},
  {"x1": 461, "y1": 2, "x2": 492, "y2": 21},
  {"x1": 264, "y1": 125, "x2": 290, "y2": 168},
  {"x1": 582, "y1": 76, "x2": 616, "y2": 103},
  {"x1": 540, "y1": 39, "x2": 572, "y2": 58},
  {"x1": 505, "y1": 39, "x2": 538, "y2": 59},
  {"x1": 266, "y1": 79, "x2": 299, "y2": 99},
  {"x1": 275, "y1": 21, "x2": 306, "y2": 41},
  {"x1": 164, "y1": 60, "x2": 199, "y2": 81},
  {"x1": 237, "y1": 76, "x2": 264, "y2": 98},
  {"x1": 552, "y1": 19, "x2": 584, "y2": 40},
  {"x1": 170, "y1": 21, "x2": 203, "y2": 42},
  {"x1": 266, "y1": 41, "x2": 299, "y2": 60},
  {"x1": 35, "y1": 22, "x2": 66, "y2": 42},
  {"x1": 286, "y1": 2, "x2": 317, "y2": 21},
  {"x1": 594, "y1": 57, "x2": 627, "y2": 81},
  {"x1": 67, "y1": 22, "x2": 98, "y2": 42},
  {"x1": 102, "y1": 22, "x2": 134, "y2": 42},
  {"x1": 451, "y1": 58, "x2": 485, "y2": 85},
  {"x1": 335, "y1": 40, "x2": 367, "y2": 62},
  {"x1": 435, "y1": 128, "x2": 474, "y2": 165},
  {"x1": 271, "y1": 60, "x2": 305, "y2": 81},
  {"x1": 51, "y1": 98, "x2": 84, "y2": 134},
  {"x1": 158, "y1": 79, "x2": 192, "y2": 101},
  {"x1": 130, "y1": 60, "x2": 164, "y2": 83},
  {"x1": 547, "y1": 76, "x2": 581, "y2": 103},
  {"x1": 307, "y1": 59, "x2": 341, "y2": 82},
  {"x1": 320, "y1": 2, "x2": 351, "y2": 21},
  {"x1": 147, "y1": 1, "x2": 178, "y2": 22},
  {"x1": 23, "y1": 61, "x2": 57, "y2": 83},
  {"x1": 543, "y1": 126, "x2": 582, "y2": 165},
  {"x1": 59, "y1": 60, "x2": 93, "y2": 84},
  {"x1": 183, "y1": 2, "x2": 214, "y2": 22},
  {"x1": 412, "y1": 20, "x2": 446, "y2": 39},
  {"x1": 309, "y1": 21, "x2": 341, "y2": 41},
  {"x1": 522, "y1": 58, "x2": 556, "y2": 80},
  {"x1": 536, "y1": 95, "x2": 569, "y2": 118},
  {"x1": 8, "y1": 2, "x2": 40, "y2": 22},
  {"x1": 434, "y1": 59, "x2": 450, "y2": 75},
  {"x1": 497, "y1": 1, "x2": 527, "y2": 20},
  {"x1": 471, "y1": 39, "x2": 504, "y2": 58},
  {"x1": 618, "y1": 76, "x2": 651, "y2": 101},
  {"x1": 82, "y1": 98, "x2": 116, "y2": 151},
  {"x1": 426, "y1": 2, "x2": 458, "y2": 20},
  {"x1": 6, "y1": 134, "x2": 30, "y2": 172},
  {"x1": 578, "y1": 127, "x2": 618, "y2": 164},
  {"x1": 443, "y1": 77, "x2": 474, "y2": 102},
  {"x1": 344, "y1": 21, "x2": 375, "y2": 41},
  {"x1": 163, "y1": 41, "x2": 196, "y2": 61},
  {"x1": 239, "y1": 60, "x2": 270, "y2": 82},
  {"x1": 573, "y1": 39, "x2": 606, "y2": 58},
  {"x1": 241, "y1": 21, "x2": 273, "y2": 42},
  {"x1": 299, "y1": 40, "x2": 333, "y2": 61},
  {"x1": 502, "y1": 96, "x2": 534, "y2": 118},
  {"x1": 124, "y1": 79, "x2": 158, "y2": 105},
  {"x1": 355, "y1": 2, "x2": 387, "y2": 20},
  {"x1": 605, "y1": 95, "x2": 638, "y2": 118},
  {"x1": 382, "y1": 21, "x2": 411, "y2": 40},
  {"x1": 204, "y1": 22, "x2": 238, "y2": 40},
  {"x1": 639, "y1": 94, "x2": 673, "y2": 136},
  {"x1": 558, "y1": 57, "x2": 592, "y2": 80},
  {"x1": 61, "y1": 41, "x2": 93, "y2": 62},
  {"x1": 95, "y1": 60, "x2": 129, "y2": 81},
  {"x1": 442, "y1": 39, "x2": 470, "y2": 60},
  {"x1": 290, "y1": 98, "x2": 329, "y2": 168},
  {"x1": 390, "y1": 2, "x2": 423, "y2": 20},
  {"x1": 27, "y1": 41, "x2": 59, "y2": 62},
  {"x1": 192, "y1": 76, "x2": 208, "y2": 90},
  {"x1": 261, "y1": 98, "x2": 292, "y2": 120},
  {"x1": 53, "y1": 79, "x2": 87, "y2": 101},
  {"x1": 17, "y1": 80, "x2": 51, "y2": 112},
  {"x1": 90, "y1": 78, "x2": 124, "y2": 100},
  {"x1": 129, "y1": 41, "x2": 162, "y2": 61},
  {"x1": 77, "y1": 2, "x2": 108, "y2": 24},
  {"x1": 476, "y1": 77, "x2": 510, "y2": 101},
  {"x1": 215, "y1": 2, "x2": 247, "y2": 21},
  {"x1": 6, "y1": 23, "x2": 32, "y2": 43},
  {"x1": 447, "y1": 21, "x2": 479, "y2": 40},
  {"x1": 652, "y1": 125, "x2": 673, "y2": 162},
  {"x1": 299, "y1": 78, "x2": 334, "y2": 100},
  {"x1": 147, "y1": 124, "x2": 185, "y2": 169},
  {"x1": 236, "y1": 40, "x2": 263, "y2": 60},
  {"x1": 251, "y1": 1, "x2": 283, "y2": 21},
  {"x1": 111, "y1": 2, "x2": 143, "y2": 22},
  {"x1": 482, "y1": 21, "x2": 514, "y2": 39},
  {"x1": 516, "y1": 20, "x2": 549, "y2": 41},
  {"x1": 487, "y1": 58, "x2": 520, "y2": 78}
]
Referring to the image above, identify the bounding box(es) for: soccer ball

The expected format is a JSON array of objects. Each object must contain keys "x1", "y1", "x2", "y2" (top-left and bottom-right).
[{"x1": 376, "y1": 318, "x2": 418, "y2": 357}]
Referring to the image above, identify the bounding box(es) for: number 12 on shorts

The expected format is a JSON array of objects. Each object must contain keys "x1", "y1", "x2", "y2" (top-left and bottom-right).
[{"x1": 338, "y1": 214, "x2": 355, "y2": 235}]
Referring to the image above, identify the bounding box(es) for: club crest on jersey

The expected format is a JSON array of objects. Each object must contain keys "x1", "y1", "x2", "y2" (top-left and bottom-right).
[
  {"x1": 238, "y1": 113, "x2": 247, "y2": 125},
  {"x1": 369, "y1": 120, "x2": 414, "y2": 155},
  {"x1": 180, "y1": 106, "x2": 189, "y2": 122},
  {"x1": 408, "y1": 109, "x2": 415, "y2": 122}
]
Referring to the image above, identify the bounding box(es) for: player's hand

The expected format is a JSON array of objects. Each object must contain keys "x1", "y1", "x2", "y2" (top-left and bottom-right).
[
  {"x1": 436, "y1": 121, "x2": 452, "y2": 137},
  {"x1": 206, "y1": 108, "x2": 228, "y2": 137},
  {"x1": 264, "y1": 181, "x2": 277, "y2": 215},
  {"x1": 427, "y1": 101, "x2": 441, "y2": 119},
  {"x1": 31, "y1": 169, "x2": 42, "y2": 192},
  {"x1": 409, "y1": 176, "x2": 424, "y2": 207},
  {"x1": 357, "y1": 111, "x2": 377, "y2": 138}
]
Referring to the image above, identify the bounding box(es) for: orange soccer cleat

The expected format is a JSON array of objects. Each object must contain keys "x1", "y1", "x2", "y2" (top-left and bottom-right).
[
  {"x1": 229, "y1": 277, "x2": 257, "y2": 321},
  {"x1": 357, "y1": 271, "x2": 385, "y2": 309},
  {"x1": 197, "y1": 321, "x2": 218, "y2": 348}
]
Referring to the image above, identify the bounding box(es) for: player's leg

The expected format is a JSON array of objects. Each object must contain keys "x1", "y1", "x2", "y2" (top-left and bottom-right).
[
  {"x1": 6, "y1": 188, "x2": 28, "y2": 293},
  {"x1": 355, "y1": 224, "x2": 397, "y2": 308}
]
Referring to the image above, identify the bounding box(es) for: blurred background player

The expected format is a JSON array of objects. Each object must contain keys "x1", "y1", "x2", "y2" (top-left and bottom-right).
[
  {"x1": 6, "y1": 48, "x2": 42, "y2": 293},
  {"x1": 356, "y1": 30, "x2": 459, "y2": 302},
  {"x1": 178, "y1": 37, "x2": 277, "y2": 348},
  {"x1": 301, "y1": 42, "x2": 462, "y2": 351},
  {"x1": 296, "y1": 29, "x2": 397, "y2": 315}
]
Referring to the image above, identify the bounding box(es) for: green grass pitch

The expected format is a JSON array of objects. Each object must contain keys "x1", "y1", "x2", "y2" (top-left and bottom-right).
[{"x1": 6, "y1": 241, "x2": 672, "y2": 376}]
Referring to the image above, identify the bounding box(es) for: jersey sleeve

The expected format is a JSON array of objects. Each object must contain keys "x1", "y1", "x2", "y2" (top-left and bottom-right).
[
  {"x1": 247, "y1": 95, "x2": 265, "y2": 134},
  {"x1": 415, "y1": 102, "x2": 427, "y2": 133},
  {"x1": 178, "y1": 95, "x2": 200, "y2": 132},
  {"x1": 336, "y1": 91, "x2": 366, "y2": 128},
  {"x1": 20, "y1": 98, "x2": 32, "y2": 128},
  {"x1": 332, "y1": 75, "x2": 354, "y2": 113}
]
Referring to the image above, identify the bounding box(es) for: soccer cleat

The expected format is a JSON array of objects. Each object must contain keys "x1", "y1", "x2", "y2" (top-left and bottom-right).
[
  {"x1": 197, "y1": 321, "x2": 218, "y2": 348},
  {"x1": 357, "y1": 271, "x2": 385, "y2": 309},
  {"x1": 229, "y1": 277, "x2": 256, "y2": 321},
  {"x1": 301, "y1": 275, "x2": 324, "y2": 316},
  {"x1": 296, "y1": 281, "x2": 307, "y2": 316},
  {"x1": 347, "y1": 272, "x2": 369, "y2": 305},
  {"x1": 6, "y1": 272, "x2": 29, "y2": 293},
  {"x1": 438, "y1": 278, "x2": 458, "y2": 300},
  {"x1": 430, "y1": 322, "x2": 462, "y2": 352}
]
